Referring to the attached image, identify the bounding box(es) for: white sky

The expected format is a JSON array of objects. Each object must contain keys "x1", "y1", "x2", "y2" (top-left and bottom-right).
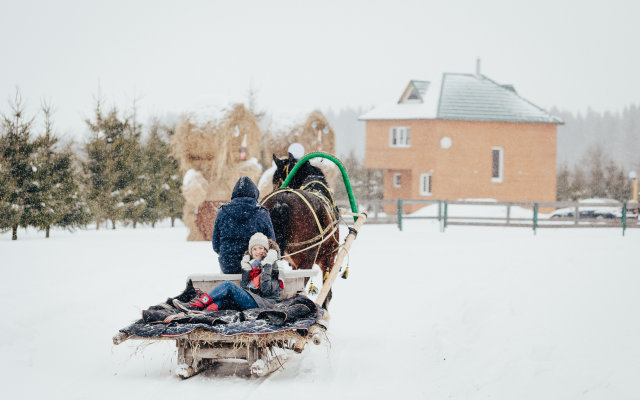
[{"x1": 1, "y1": 0, "x2": 639, "y2": 140}]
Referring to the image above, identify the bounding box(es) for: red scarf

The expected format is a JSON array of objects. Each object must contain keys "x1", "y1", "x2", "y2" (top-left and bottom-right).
[
  {"x1": 249, "y1": 267, "x2": 284, "y2": 290},
  {"x1": 249, "y1": 268, "x2": 261, "y2": 289}
]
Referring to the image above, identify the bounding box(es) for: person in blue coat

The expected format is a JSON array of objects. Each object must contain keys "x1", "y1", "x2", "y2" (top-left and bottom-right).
[{"x1": 212, "y1": 176, "x2": 276, "y2": 273}]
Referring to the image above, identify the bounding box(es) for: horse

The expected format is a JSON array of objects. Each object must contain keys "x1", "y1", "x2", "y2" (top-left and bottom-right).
[{"x1": 261, "y1": 153, "x2": 340, "y2": 309}]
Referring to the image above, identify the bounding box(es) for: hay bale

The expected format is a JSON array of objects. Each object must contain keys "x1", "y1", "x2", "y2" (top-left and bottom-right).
[
  {"x1": 171, "y1": 104, "x2": 264, "y2": 241},
  {"x1": 194, "y1": 200, "x2": 225, "y2": 242},
  {"x1": 171, "y1": 104, "x2": 263, "y2": 180},
  {"x1": 266, "y1": 110, "x2": 336, "y2": 158}
]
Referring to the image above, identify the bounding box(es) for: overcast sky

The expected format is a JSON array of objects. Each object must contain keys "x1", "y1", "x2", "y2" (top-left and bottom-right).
[{"x1": 1, "y1": 0, "x2": 639, "y2": 140}]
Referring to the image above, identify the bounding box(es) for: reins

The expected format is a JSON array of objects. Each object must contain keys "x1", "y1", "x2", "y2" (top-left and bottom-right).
[{"x1": 261, "y1": 186, "x2": 341, "y2": 274}]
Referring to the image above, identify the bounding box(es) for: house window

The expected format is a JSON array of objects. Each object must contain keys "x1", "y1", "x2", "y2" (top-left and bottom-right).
[
  {"x1": 406, "y1": 88, "x2": 420, "y2": 101},
  {"x1": 492, "y1": 147, "x2": 503, "y2": 182},
  {"x1": 390, "y1": 127, "x2": 410, "y2": 147},
  {"x1": 420, "y1": 173, "x2": 432, "y2": 195},
  {"x1": 393, "y1": 173, "x2": 402, "y2": 188}
]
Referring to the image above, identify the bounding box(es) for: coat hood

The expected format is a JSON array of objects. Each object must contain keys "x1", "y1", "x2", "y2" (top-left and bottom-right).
[{"x1": 231, "y1": 176, "x2": 259, "y2": 200}]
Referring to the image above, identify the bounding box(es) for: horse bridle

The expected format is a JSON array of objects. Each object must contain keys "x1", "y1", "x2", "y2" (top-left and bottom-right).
[{"x1": 275, "y1": 162, "x2": 291, "y2": 188}]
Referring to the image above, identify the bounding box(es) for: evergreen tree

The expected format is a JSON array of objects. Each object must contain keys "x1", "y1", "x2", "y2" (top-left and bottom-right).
[
  {"x1": 164, "y1": 150, "x2": 184, "y2": 227},
  {"x1": 556, "y1": 162, "x2": 571, "y2": 201},
  {"x1": 0, "y1": 144, "x2": 19, "y2": 235},
  {"x1": 119, "y1": 128, "x2": 145, "y2": 228},
  {"x1": 31, "y1": 103, "x2": 60, "y2": 236},
  {"x1": 141, "y1": 121, "x2": 183, "y2": 227},
  {"x1": 583, "y1": 147, "x2": 608, "y2": 198},
  {"x1": 604, "y1": 160, "x2": 632, "y2": 202},
  {"x1": 33, "y1": 103, "x2": 89, "y2": 237},
  {"x1": 0, "y1": 91, "x2": 36, "y2": 240},
  {"x1": 84, "y1": 101, "x2": 134, "y2": 229},
  {"x1": 568, "y1": 165, "x2": 588, "y2": 201}
]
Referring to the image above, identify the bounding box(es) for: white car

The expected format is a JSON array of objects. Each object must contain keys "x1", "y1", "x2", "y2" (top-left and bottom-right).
[{"x1": 550, "y1": 198, "x2": 624, "y2": 220}]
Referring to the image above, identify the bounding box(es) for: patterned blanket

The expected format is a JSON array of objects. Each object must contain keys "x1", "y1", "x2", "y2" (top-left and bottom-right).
[{"x1": 119, "y1": 295, "x2": 323, "y2": 338}]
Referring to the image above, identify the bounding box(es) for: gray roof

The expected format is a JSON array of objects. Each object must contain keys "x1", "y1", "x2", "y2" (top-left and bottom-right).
[
  {"x1": 360, "y1": 72, "x2": 562, "y2": 124},
  {"x1": 437, "y1": 73, "x2": 562, "y2": 124}
]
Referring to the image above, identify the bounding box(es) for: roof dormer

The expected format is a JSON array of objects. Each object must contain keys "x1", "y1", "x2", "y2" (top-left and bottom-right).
[{"x1": 398, "y1": 80, "x2": 430, "y2": 104}]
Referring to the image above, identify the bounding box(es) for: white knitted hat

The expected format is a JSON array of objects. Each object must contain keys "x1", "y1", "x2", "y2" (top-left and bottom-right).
[{"x1": 248, "y1": 232, "x2": 269, "y2": 252}]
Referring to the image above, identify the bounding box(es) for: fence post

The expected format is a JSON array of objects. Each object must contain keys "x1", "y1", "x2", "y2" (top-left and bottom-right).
[
  {"x1": 506, "y1": 203, "x2": 511, "y2": 225},
  {"x1": 533, "y1": 203, "x2": 538, "y2": 235},
  {"x1": 622, "y1": 202, "x2": 627, "y2": 236},
  {"x1": 443, "y1": 200, "x2": 448, "y2": 232},
  {"x1": 397, "y1": 199, "x2": 403, "y2": 231}
]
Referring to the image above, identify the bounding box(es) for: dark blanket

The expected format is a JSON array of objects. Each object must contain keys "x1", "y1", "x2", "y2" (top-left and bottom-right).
[{"x1": 119, "y1": 295, "x2": 324, "y2": 338}]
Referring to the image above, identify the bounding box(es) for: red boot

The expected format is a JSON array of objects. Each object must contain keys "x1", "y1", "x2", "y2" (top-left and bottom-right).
[
  {"x1": 205, "y1": 302, "x2": 219, "y2": 312},
  {"x1": 172, "y1": 290, "x2": 213, "y2": 312}
]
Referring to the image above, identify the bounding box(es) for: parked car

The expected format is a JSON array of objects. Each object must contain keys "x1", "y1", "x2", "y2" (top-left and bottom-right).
[{"x1": 550, "y1": 198, "x2": 623, "y2": 219}]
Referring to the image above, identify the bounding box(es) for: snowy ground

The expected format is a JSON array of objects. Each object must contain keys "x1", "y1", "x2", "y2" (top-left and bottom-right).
[{"x1": 1, "y1": 220, "x2": 639, "y2": 399}]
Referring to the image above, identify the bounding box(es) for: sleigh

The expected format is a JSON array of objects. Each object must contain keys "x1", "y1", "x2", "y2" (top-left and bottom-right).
[
  {"x1": 112, "y1": 153, "x2": 367, "y2": 378},
  {"x1": 113, "y1": 270, "x2": 327, "y2": 378}
]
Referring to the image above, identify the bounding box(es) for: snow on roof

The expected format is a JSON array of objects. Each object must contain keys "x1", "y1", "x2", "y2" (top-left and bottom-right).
[
  {"x1": 360, "y1": 73, "x2": 562, "y2": 124},
  {"x1": 438, "y1": 73, "x2": 562, "y2": 124},
  {"x1": 359, "y1": 76, "x2": 441, "y2": 120}
]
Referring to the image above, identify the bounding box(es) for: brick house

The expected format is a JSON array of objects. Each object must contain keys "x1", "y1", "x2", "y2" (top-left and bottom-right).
[{"x1": 360, "y1": 70, "x2": 563, "y2": 212}]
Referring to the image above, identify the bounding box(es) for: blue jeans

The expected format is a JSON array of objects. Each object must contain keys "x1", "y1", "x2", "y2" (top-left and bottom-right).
[{"x1": 208, "y1": 281, "x2": 257, "y2": 311}]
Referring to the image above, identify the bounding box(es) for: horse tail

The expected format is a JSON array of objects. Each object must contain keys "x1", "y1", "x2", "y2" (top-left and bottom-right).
[{"x1": 269, "y1": 201, "x2": 291, "y2": 252}]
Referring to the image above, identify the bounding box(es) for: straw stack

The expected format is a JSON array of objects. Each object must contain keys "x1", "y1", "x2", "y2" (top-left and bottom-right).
[
  {"x1": 266, "y1": 110, "x2": 336, "y2": 157},
  {"x1": 171, "y1": 104, "x2": 263, "y2": 241},
  {"x1": 261, "y1": 110, "x2": 339, "y2": 196}
]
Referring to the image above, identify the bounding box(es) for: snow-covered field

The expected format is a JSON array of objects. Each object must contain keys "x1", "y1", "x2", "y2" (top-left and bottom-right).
[{"x1": 1, "y1": 220, "x2": 639, "y2": 399}]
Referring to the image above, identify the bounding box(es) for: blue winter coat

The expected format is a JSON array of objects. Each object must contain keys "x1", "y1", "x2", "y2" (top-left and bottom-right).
[{"x1": 212, "y1": 177, "x2": 276, "y2": 273}]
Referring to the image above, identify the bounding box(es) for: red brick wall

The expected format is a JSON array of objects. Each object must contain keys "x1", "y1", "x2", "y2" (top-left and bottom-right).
[{"x1": 365, "y1": 119, "x2": 557, "y2": 213}]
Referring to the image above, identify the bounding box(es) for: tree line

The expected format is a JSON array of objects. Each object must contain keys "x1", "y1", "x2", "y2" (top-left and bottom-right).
[
  {"x1": 0, "y1": 91, "x2": 183, "y2": 240},
  {"x1": 556, "y1": 146, "x2": 634, "y2": 202},
  {"x1": 551, "y1": 106, "x2": 639, "y2": 202}
]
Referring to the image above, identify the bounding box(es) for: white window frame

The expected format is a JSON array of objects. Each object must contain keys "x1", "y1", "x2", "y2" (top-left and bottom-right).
[
  {"x1": 393, "y1": 173, "x2": 402, "y2": 188},
  {"x1": 420, "y1": 173, "x2": 432, "y2": 196},
  {"x1": 389, "y1": 126, "x2": 411, "y2": 148},
  {"x1": 491, "y1": 147, "x2": 504, "y2": 183}
]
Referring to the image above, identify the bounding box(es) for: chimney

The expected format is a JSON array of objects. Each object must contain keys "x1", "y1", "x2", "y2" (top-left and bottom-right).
[{"x1": 476, "y1": 57, "x2": 482, "y2": 78}]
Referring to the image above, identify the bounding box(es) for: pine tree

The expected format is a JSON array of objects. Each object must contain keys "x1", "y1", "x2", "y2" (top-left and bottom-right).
[
  {"x1": 34, "y1": 103, "x2": 89, "y2": 237},
  {"x1": 84, "y1": 101, "x2": 133, "y2": 229},
  {"x1": 569, "y1": 165, "x2": 588, "y2": 201},
  {"x1": 155, "y1": 121, "x2": 183, "y2": 227},
  {"x1": 0, "y1": 145, "x2": 19, "y2": 235},
  {"x1": 141, "y1": 121, "x2": 183, "y2": 227},
  {"x1": 0, "y1": 91, "x2": 36, "y2": 240},
  {"x1": 164, "y1": 150, "x2": 184, "y2": 228},
  {"x1": 584, "y1": 147, "x2": 608, "y2": 198},
  {"x1": 84, "y1": 100, "x2": 112, "y2": 229},
  {"x1": 31, "y1": 102, "x2": 59, "y2": 236},
  {"x1": 604, "y1": 160, "x2": 632, "y2": 202},
  {"x1": 556, "y1": 162, "x2": 571, "y2": 201},
  {"x1": 118, "y1": 123, "x2": 144, "y2": 228}
]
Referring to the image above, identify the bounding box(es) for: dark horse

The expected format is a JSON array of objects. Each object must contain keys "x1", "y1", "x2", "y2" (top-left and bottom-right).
[{"x1": 261, "y1": 153, "x2": 340, "y2": 308}]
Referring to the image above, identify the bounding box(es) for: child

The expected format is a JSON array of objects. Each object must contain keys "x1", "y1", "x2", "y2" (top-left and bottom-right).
[{"x1": 174, "y1": 232, "x2": 282, "y2": 312}]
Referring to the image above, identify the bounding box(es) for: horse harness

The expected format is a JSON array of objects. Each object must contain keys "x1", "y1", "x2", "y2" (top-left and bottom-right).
[{"x1": 261, "y1": 186, "x2": 340, "y2": 278}]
